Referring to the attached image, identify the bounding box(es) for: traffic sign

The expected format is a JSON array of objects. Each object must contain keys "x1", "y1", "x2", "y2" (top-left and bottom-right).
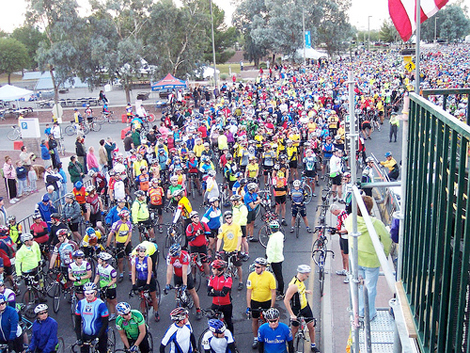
[
  {"x1": 405, "y1": 62, "x2": 416, "y2": 72},
  {"x1": 21, "y1": 122, "x2": 28, "y2": 129}
]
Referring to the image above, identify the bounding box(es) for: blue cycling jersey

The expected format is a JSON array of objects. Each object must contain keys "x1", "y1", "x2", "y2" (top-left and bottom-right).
[
  {"x1": 257, "y1": 322, "x2": 293, "y2": 353},
  {"x1": 75, "y1": 298, "x2": 109, "y2": 336}
]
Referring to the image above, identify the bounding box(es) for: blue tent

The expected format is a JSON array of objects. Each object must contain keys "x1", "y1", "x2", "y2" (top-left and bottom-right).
[{"x1": 151, "y1": 73, "x2": 187, "y2": 91}]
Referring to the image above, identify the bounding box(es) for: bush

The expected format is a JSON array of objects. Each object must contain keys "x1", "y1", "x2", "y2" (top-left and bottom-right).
[
  {"x1": 259, "y1": 62, "x2": 267, "y2": 69},
  {"x1": 220, "y1": 73, "x2": 228, "y2": 81}
]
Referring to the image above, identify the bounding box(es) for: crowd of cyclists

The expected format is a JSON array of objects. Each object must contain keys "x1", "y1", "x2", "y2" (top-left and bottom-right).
[{"x1": 4, "y1": 43, "x2": 470, "y2": 352}]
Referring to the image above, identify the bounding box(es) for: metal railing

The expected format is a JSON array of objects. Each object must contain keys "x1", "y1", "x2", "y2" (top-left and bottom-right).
[{"x1": 402, "y1": 92, "x2": 470, "y2": 352}]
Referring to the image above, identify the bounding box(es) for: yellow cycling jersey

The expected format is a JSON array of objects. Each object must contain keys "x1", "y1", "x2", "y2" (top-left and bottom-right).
[
  {"x1": 82, "y1": 231, "x2": 104, "y2": 250},
  {"x1": 193, "y1": 144, "x2": 205, "y2": 158},
  {"x1": 133, "y1": 160, "x2": 148, "y2": 177},
  {"x1": 288, "y1": 276, "x2": 308, "y2": 309},
  {"x1": 286, "y1": 146, "x2": 298, "y2": 161},
  {"x1": 246, "y1": 163, "x2": 259, "y2": 178},
  {"x1": 246, "y1": 270, "x2": 276, "y2": 302},
  {"x1": 178, "y1": 197, "x2": 193, "y2": 219}
]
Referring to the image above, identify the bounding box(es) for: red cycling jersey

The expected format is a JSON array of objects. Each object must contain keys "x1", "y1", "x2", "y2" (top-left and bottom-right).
[
  {"x1": 168, "y1": 250, "x2": 190, "y2": 278},
  {"x1": 186, "y1": 222, "x2": 210, "y2": 247},
  {"x1": 208, "y1": 273, "x2": 232, "y2": 306}
]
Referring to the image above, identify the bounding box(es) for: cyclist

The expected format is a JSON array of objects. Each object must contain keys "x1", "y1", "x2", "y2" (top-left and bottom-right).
[
  {"x1": 7, "y1": 215, "x2": 22, "y2": 246},
  {"x1": 329, "y1": 204, "x2": 349, "y2": 283},
  {"x1": 165, "y1": 243, "x2": 202, "y2": 320},
  {"x1": 160, "y1": 307, "x2": 197, "y2": 353},
  {"x1": 74, "y1": 282, "x2": 109, "y2": 353},
  {"x1": 148, "y1": 178, "x2": 165, "y2": 234},
  {"x1": 0, "y1": 227, "x2": 17, "y2": 292},
  {"x1": 130, "y1": 241, "x2": 159, "y2": 278},
  {"x1": 290, "y1": 180, "x2": 312, "y2": 233},
  {"x1": 329, "y1": 149, "x2": 343, "y2": 201},
  {"x1": 201, "y1": 197, "x2": 222, "y2": 257},
  {"x1": 68, "y1": 250, "x2": 92, "y2": 300},
  {"x1": 283, "y1": 265, "x2": 320, "y2": 353},
  {"x1": 231, "y1": 194, "x2": 250, "y2": 260},
  {"x1": 104, "y1": 198, "x2": 129, "y2": 227},
  {"x1": 30, "y1": 213, "x2": 49, "y2": 248},
  {"x1": 73, "y1": 181, "x2": 89, "y2": 223},
  {"x1": 261, "y1": 144, "x2": 276, "y2": 186},
  {"x1": 0, "y1": 280, "x2": 15, "y2": 307},
  {"x1": 321, "y1": 136, "x2": 333, "y2": 179},
  {"x1": 201, "y1": 319, "x2": 236, "y2": 353},
  {"x1": 116, "y1": 302, "x2": 151, "y2": 353},
  {"x1": 245, "y1": 156, "x2": 259, "y2": 180},
  {"x1": 85, "y1": 185, "x2": 105, "y2": 235},
  {"x1": 94, "y1": 252, "x2": 118, "y2": 320},
  {"x1": 82, "y1": 226, "x2": 105, "y2": 255},
  {"x1": 186, "y1": 152, "x2": 201, "y2": 196},
  {"x1": 0, "y1": 294, "x2": 23, "y2": 353},
  {"x1": 131, "y1": 244, "x2": 160, "y2": 322},
  {"x1": 49, "y1": 229, "x2": 78, "y2": 281},
  {"x1": 15, "y1": 233, "x2": 41, "y2": 282},
  {"x1": 49, "y1": 213, "x2": 68, "y2": 247},
  {"x1": 216, "y1": 210, "x2": 243, "y2": 291},
  {"x1": 29, "y1": 304, "x2": 58, "y2": 353},
  {"x1": 132, "y1": 190, "x2": 155, "y2": 242},
  {"x1": 257, "y1": 308, "x2": 294, "y2": 353},
  {"x1": 286, "y1": 139, "x2": 299, "y2": 181},
  {"x1": 265, "y1": 220, "x2": 285, "y2": 301},
  {"x1": 172, "y1": 189, "x2": 193, "y2": 231},
  {"x1": 207, "y1": 259, "x2": 235, "y2": 333},
  {"x1": 106, "y1": 209, "x2": 133, "y2": 282},
  {"x1": 302, "y1": 149, "x2": 317, "y2": 197},
  {"x1": 273, "y1": 171, "x2": 288, "y2": 225},
  {"x1": 185, "y1": 211, "x2": 211, "y2": 277},
  {"x1": 246, "y1": 257, "x2": 276, "y2": 349},
  {"x1": 62, "y1": 193, "x2": 82, "y2": 243}
]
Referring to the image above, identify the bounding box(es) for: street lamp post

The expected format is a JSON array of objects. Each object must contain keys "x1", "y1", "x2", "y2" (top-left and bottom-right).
[
  {"x1": 210, "y1": 0, "x2": 218, "y2": 90},
  {"x1": 434, "y1": 16, "x2": 439, "y2": 43},
  {"x1": 368, "y1": 16, "x2": 372, "y2": 52}
]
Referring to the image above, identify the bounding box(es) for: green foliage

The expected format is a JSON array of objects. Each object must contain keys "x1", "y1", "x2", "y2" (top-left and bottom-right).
[
  {"x1": 356, "y1": 30, "x2": 380, "y2": 43},
  {"x1": 10, "y1": 26, "x2": 46, "y2": 69},
  {"x1": 220, "y1": 73, "x2": 228, "y2": 80},
  {"x1": 379, "y1": 20, "x2": 399, "y2": 43},
  {"x1": 421, "y1": 5, "x2": 470, "y2": 42},
  {"x1": 0, "y1": 38, "x2": 29, "y2": 84}
]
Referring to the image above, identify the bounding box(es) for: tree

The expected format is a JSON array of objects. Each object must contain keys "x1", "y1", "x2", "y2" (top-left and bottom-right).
[
  {"x1": 10, "y1": 26, "x2": 46, "y2": 69},
  {"x1": 379, "y1": 20, "x2": 399, "y2": 43},
  {"x1": 0, "y1": 38, "x2": 29, "y2": 84},
  {"x1": 421, "y1": 5, "x2": 470, "y2": 42}
]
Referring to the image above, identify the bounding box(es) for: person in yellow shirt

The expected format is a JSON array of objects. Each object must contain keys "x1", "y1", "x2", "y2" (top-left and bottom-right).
[
  {"x1": 245, "y1": 156, "x2": 259, "y2": 180},
  {"x1": 193, "y1": 138, "x2": 205, "y2": 158},
  {"x1": 246, "y1": 257, "x2": 276, "y2": 349},
  {"x1": 286, "y1": 139, "x2": 299, "y2": 181},
  {"x1": 380, "y1": 152, "x2": 399, "y2": 181},
  {"x1": 133, "y1": 154, "x2": 148, "y2": 179}
]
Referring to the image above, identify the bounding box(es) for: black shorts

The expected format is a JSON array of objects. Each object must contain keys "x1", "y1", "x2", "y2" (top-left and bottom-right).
[
  {"x1": 291, "y1": 305, "x2": 316, "y2": 327},
  {"x1": 289, "y1": 160, "x2": 297, "y2": 169},
  {"x1": 250, "y1": 300, "x2": 271, "y2": 319},
  {"x1": 136, "y1": 277, "x2": 158, "y2": 293},
  {"x1": 69, "y1": 222, "x2": 79, "y2": 232},
  {"x1": 292, "y1": 206, "x2": 306, "y2": 218},
  {"x1": 305, "y1": 170, "x2": 316, "y2": 178},
  {"x1": 322, "y1": 157, "x2": 331, "y2": 166},
  {"x1": 4, "y1": 265, "x2": 13, "y2": 276},
  {"x1": 149, "y1": 204, "x2": 163, "y2": 216},
  {"x1": 74, "y1": 284, "x2": 84, "y2": 294},
  {"x1": 228, "y1": 180, "x2": 236, "y2": 190},
  {"x1": 263, "y1": 166, "x2": 273, "y2": 175},
  {"x1": 139, "y1": 219, "x2": 152, "y2": 228},
  {"x1": 221, "y1": 251, "x2": 242, "y2": 267},
  {"x1": 209, "y1": 229, "x2": 219, "y2": 239},
  {"x1": 339, "y1": 237, "x2": 349, "y2": 255},
  {"x1": 130, "y1": 331, "x2": 150, "y2": 353},
  {"x1": 174, "y1": 273, "x2": 195, "y2": 290},
  {"x1": 90, "y1": 212, "x2": 102, "y2": 226},
  {"x1": 189, "y1": 245, "x2": 209, "y2": 263},
  {"x1": 104, "y1": 287, "x2": 117, "y2": 300},
  {"x1": 116, "y1": 242, "x2": 132, "y2": 259},
  {"x1": 362, "y1": 123, "x2": 372, "y2": 130},
  {"x1": 79, "y1": 203, "x2": 88, "y2": 213},
  {"x1": 240, "y1": 225, "x2": 247, "y2": 238},
  {"x1": 275, "y1": 195, "x2": 287, "y2": 205},
  {"x1": 247, "y1": 210, "x2": 256, "y2": 223},
  {"x1": 331, "y1": 174, "x2": 342, "y2": 186}
]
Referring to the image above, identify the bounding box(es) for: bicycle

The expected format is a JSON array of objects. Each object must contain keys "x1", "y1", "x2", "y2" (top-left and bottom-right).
[
  {"x1": 114, "y1": 330, "x2": 154, "y2": 353},
  {"x1": 255, "y1": 189, "x2": 274, "y2": 220},
  {"x1": 163, "y1": 284, "x2": 194, "y2": 310},
  {"x1": 95, "y1": 111, "x2": 117, "y2": 124},
  {"x1": 299, "y1": 173, "x2": 313, "y2": 205},
  {"x1": 187, "y1": 173, "x2": 201, "y2": 200},
  {"x1": 71, "y1": 328, "x2": 116, "y2": 353},
  {"x1": 218, "y1": 182, "x2": 229, "y2": 208},
  {"x1": 197, "y1": 308, "x2": 226, "y2": 352},
  {"x1": 129, "y1": 284, "x2": 161, "y2": 324},
  {"x1": 289, "y1": 316, "x2": 311, "y2": 353},
  {"x1": 21, "y1": 272, "x2": 47, "y2": 319},
  {"x1": 311, "y1": 226, "x2": 336, "y2": 297},
  {"x1": 88, "y1": 119, "x2": 102, "y2": 132},
  {"x1": 161, "y1": 223, "x2": 184, "y2": 259},
  {"x1": 189, "y1": 252, "x2": 209, "y2": 292},
  {"x1": 258, "y1": 211, "x2": 285, "y2": 248},
  {"x1": 65, "y1": 121, "x2": 90, "y2": 136},
  {"x1": 7, "y1": 125, "x2": 21, "y2": 141},
  {"x1": 44, "y1": 267, "x2": 72, "y2": 313}
]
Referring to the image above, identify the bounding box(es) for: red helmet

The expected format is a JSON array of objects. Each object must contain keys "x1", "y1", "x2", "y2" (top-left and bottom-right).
[
  {"x1": 0, "y1": 225, "x2": 9, "y2": 236},
  {"x1": 211, "y1": 259, "x2": 227, "y2": 270}
]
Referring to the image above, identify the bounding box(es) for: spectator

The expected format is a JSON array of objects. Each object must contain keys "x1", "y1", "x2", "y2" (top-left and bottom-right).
[
  {"x1": 0, "y1": 199, "x2": 7, "y2": 226},
  {"x1": 380, "y1": 152, "x2": 399, "y2": 181},
  {"x1": 98, "y1": 139, "x2": 107, "y2": 173},
  {"x1": 2, "y1": 157, "x2": 18, "y2": 204},
  {"x1": 87, "y1": 146, "x2": 99, "y2": 173},
  {"x1": 45, "y1": 185, "x2": 60, "y2": 209},
  {"x1": 75, "y1": 136, "x2": 87, "y2": 174},
  {"x1": 40, "y1": 140, "x2": 52, "y2": 169},
  {"x1": 344, "y1": 195, "x2": 392, "y2": 321},
  {"x1": 48, "y1": 134, "x2": 60, "y2": 170},
  {"x1": 57, "y1": 163, "x2": 67, "y2": 202},
  {"x1": 44, "y1": 165, "x2": 62, "y2": 196},
  {"x1": 28, "y1": 165, "x2": 38, "y2": 194},
  {"x1": 15, "y1": 161, "x2": 28, "y2": 198},
  {"x1": 123, "y1": 132, "x2": 134, "y2": 157},
  {"x1": 35, "y1": 194, "x2": 57, "y2": 232},
  {"x1": 68, "y1": 155, "x2": 84, "y2": 184},
  {"x1": 104, "y1": 137, "x2": 116, "y2": 170}
]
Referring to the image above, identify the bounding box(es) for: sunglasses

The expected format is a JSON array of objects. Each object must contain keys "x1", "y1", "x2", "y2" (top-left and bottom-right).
[
  {"x1": 38, "y1": 311, "x2": 48, "y2": 316},
  {"x1": 225, "y1": 216, "x2": 232, "y2": 220},
  {"x1": 268, "y1": 319, "x2": 279, "y2": 323},
  {"x1": 76, "y1": 257, "x2": 83, "y2": 260},
  {"x1": 84, "y1": 291, "x2": 95, "y2": 296},
  {"x1": 255, "y1": 265, "x2": 262, "y2": 269}
]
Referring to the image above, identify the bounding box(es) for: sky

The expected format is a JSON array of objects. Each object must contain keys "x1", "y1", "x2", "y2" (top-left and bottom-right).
[{"x1": 0, "y1": 0, "x2": 468, "y2": 34}]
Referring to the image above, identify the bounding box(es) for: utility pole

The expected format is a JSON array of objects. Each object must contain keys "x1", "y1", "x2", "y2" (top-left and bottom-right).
[
  {"x1": 434, "y1": 16, "x2": 439, "y2": 43},
  {"x1": 210, "y1": 0, "x2": 218, "y2": 89},
  {"x1": 368, "y1": 16, "x2": 372, "y2": 52},
  {"x1": 302, "y1": 10, "x2": 306, "y2": 65}
]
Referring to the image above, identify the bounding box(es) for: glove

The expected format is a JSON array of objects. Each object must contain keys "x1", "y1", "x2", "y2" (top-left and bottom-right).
[
  {"x1": 77, "y1": 339, "x2": 83, "y2": 346},
  {"x1": 246, "y1": 307, "x2": 251, "y2": 316},
  {"x1": 132, "y1": 284, "x2": 138, "y2": 291},
  {"x1": 164, "y1": 284, "x2": 171, "y2": 295},
  {"x1": 330, "y1": 228, "x2": 336, "y2": 235},
  {"x1": 129, "y1": 345, "x2": 138, "y2": 352},
  {"x1": 181, "y1": 285, "x2": 187, "y2": 292},
  {"x1": 143, "y1": 284, "x2": 150, "y2": 291}
]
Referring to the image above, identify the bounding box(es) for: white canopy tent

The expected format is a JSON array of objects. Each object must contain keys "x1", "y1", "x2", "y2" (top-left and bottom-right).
[
  {"x1": 0, "y1": 85, "x2": 34, "y2": 101},
  {"x1": 296, "y1": 47, "x2": 328, "y2": 60}
]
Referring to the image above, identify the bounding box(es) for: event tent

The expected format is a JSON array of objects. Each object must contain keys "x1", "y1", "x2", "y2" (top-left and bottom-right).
[
  {"x1": 151, "y1": 73, "x2": 187, "y2": 92},
  {"x1": 296, "y1": 48, "x2": 328, "y2": 60},
  {"x1": 0, "y1": 85, "x2": 34, "y2": 101}
]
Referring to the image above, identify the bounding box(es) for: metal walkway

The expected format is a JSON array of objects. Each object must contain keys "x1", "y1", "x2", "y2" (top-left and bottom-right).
[{"x1": 359, "y1": 309, "x2": 396, "y2": 352}]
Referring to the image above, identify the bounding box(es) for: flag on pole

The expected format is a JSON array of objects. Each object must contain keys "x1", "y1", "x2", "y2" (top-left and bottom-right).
[{"x1": 389, "y1": 0, "x2": 449, "y2": 41}]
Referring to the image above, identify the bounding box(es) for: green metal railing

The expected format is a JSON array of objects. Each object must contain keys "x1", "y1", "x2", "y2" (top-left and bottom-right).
[{"x1": 402, "y1": 93, "x2": 470, "y2": 352}]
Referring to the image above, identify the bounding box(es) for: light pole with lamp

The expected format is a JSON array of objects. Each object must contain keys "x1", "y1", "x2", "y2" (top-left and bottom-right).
[
  {"x1": 434, "y1": 15, "x2": 439, "y2": 43},
  {"x1": 210, "y1": 0, "x2": 218, "y2": 90},
  {"x1": 368, "y1": 16, "x2": 372, "y2": 51}
]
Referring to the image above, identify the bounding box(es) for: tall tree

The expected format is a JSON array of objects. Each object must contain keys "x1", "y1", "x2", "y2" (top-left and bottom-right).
[
  {"x1": 317, "y1": 0, "x2": 352, "y2": 57},
  {"x1": 421, "y1": 5, "x2": 470, "y2": 42},
  {"x1": 10, "y1": 25, "x2": 46, "y2": 69},
  {"x1": 379, "y1": 20, "x2": 399, "y2": 43},
  {"x1": 0, "y1": 38, "x2": 29, "y2": 84}
]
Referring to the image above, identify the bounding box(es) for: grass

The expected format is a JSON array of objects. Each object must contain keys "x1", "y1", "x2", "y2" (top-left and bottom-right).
[{"x1": 0, "y1": 73, "x2": 23, "y2": 84}]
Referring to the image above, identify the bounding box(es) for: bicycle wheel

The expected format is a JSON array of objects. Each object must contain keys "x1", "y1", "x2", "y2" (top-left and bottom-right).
[
  {"x1": 295, "y1": 215, "x2": 301, "y2": 239},
  {"x1": 155, "y1": 279, "x2": 161, "y2": 305},
  {"x1": 65, "y1": 125, "x2": 75, "y2": 136},
  {"x1": 295, "y1": 334, "x2": 305, "y2": 353},
  {"x1": 147, "y1": 330, "x2": 154, "y2": 352},
  {"x1": 191, "y1": 180, "x2": 196, "y2": 200},
  {"x1": 71, "y1": 342, "x2": 80, "y2": 353},
  {"x1": 82, "y1": 124, "x2": 90, "y2": 135},
  {"x1": 107, "y1": 114, "x2": 117, "y2": 124},
  {"x1": 198, "y1": 328, "x2": 210, "y2": 352},
  {"x1": 7, "y1": 128, "x2": 20, "y2": 141},
  {"x1": 107, "y1": 327, "x2": 116, "y2": 352},
  {"x1": 22, "y1": 288, "x2": 39, "y2": 319},
  {"x1": 141, "y1": 297, "x2": 150, "y2": 324},
  {"x1": 91, "y1": 122, "x2": 102, "y2": 132},
  {"x1": 71, "y1": 294, "x2": 77, "y2": 329},
  {"x1": 319, "y1": 267, "x2": 324, "y2": 297},
  {"x1": 56, "y1": 337, "x2": 65, "y2": 353},
  {"x1": 258, "y1": 225, "x2": 270, "y2": 248},
  {"x1": 303, "y1": 184, "x2": 312, "y2": 205},
  {"x1": 192, "y1": 268, "x2": 203, "y2": 293},
  {"x1": 95, "y1": 115, "x2": 106, "y2": 125},
  {"x1": 52, "y1": 282, "x2": 61, "y2": 313}
]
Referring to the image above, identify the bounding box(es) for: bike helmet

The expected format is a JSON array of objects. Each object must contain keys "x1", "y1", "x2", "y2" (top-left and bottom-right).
[
  {"x1": 116, "y1": 302, "x2": 132, "y2": 315},
  {"x1": 269, "y1": 220, "x2": 280, "y2": 229},
  {"x1": 21, "y1": 233, "x2": 33, "y2": 242},
  {"x1": 169, "y1": 243, "x2": 182, "y2": 258},
  {"x1": 85, "y1": 227, "x2": 96, "y2": 237},
  {"x1": 189, "y1": 211, "x2": 199, "y2": 219},
  {"x1": 343, "y1": 172, "x2": 351, "y2": 178},
  {"x1": 264, "y1": 308, "x2": 280, "y2": 321},
  {"x1": 65, "y1": 193, "x2": 75, "y2": 200},
  {"x1": 297, "y1": 264, "x2": 311, "y2": 273},
  {"x1": 134, "y1": 190, "x2": 145, "y2": 198},
  {"x1": 170, "y1": 307, "x2": 188, "y2": 321},
  {"x1": 136, "y1": 244, "x2": 147, "y2": 252},
  {"x1": 88, "y1": 170, "x2": 97, "y2": 177},
  {"x1": 151, "y1": 178, "x2": 160, "y2": 184},
  {"x1": 86, "y1": 185, "x2": 96, "y2": 193},
  {"x1": 385, "y1": 152, "x2": 392, "y2": 157},
  {"x1": 366, "y1": 157, "x2": 374, "y2": 163},
  {"x1": 117, "y1": 198, "x2": 126, "y2": 204},
  {"x1": 208, "y1": 319, "x2": 226, "y2": 334},
  {"x1": 72, "y1": 250, "x2": 85, "y2": 258},
  {"x1": 293, "y1": 180, "x2": 301, "y2": 187},
  {"x1": 239, "y1": 178, "x2": 248, "y2": 185},
  {"x1": 56, "y1": 229, "x2": 69, "y2": 238},
  {"x1": 83, "y1": 282, "x2": 97, "y2": 292},
  {"x1": 235, "y1": 172, "x2": 243, "y2": 178},
  {"x1": 74, "y1": 181, "x2": 83, "y2": 189},
  {"x1": 32, "y1": 213, "x2": 42, "y2": 220},
  {"x1": 247, "y1": 183, "x2": 257, "y2": 191},
  {"x1": 7, "y1": 216, "x2": 15, "y2": 223},
  {"x1": 254, "y1": 257, "x2": 268, "y2": 266},
  {"x1": 0, "y1": 294, "x2": 5, "y2": 304},
  {"x1": 172, "y1": 189, "x2": 184, "y2": 198},
  {"x1": 118, "y1": 210, "x2": 130, "y2": 218},
  {"x1": 34, "y1": 304, "x2": 48, "y2": 314},
  {"x1": 230, "y1": 195, "x2": 241, "y2": 202},
  {"x1": 170, "y1": 175, "x2": 178, "y2": 183},
  {"x1": 0, "y1": 225, "x2": 9, "y2": 235},
  {"x1": 208, "y1": 170, "x2": 216, "y2": 177},
  {"x1": 223, "y1": 211, "x2": 232, "y2": 219},
  {"x1": 98, "y1": 252, "x2": 112, "y2": 261},
  {"x1": 51, "y1": 213, "x2": 61, "y2": 220},
  {"x1": 211, "y1": 259, "x2": 227, "y2": 270}
]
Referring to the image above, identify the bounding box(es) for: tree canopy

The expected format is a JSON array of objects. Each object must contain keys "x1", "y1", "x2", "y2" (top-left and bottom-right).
[
  {"x1": 421, "y1": 5, "x2": 470, "y2": 42},
  {"x1": 0, "y1": 38, "x2": 29, "y2": 84}
]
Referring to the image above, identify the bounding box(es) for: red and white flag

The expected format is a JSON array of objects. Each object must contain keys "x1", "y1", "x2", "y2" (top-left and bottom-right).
[{"x1": 389, "y1": 0, "x2": 449, "y2": 41}]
